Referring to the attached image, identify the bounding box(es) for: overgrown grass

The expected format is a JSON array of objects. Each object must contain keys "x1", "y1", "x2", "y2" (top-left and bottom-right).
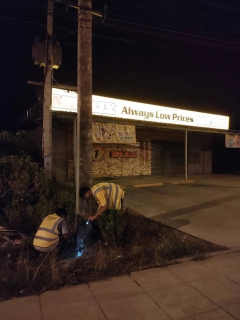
[{"x1": 0, "y1": 210, "x2": 209, "y2": 301}]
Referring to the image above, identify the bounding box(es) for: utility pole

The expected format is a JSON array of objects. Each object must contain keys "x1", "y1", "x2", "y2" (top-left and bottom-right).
[
  {"x1": 43, "y1": 0, "x2": 53, "y2": 174},
  {"x1": 75, "y1": 0, "x2": 93, "y2": 223}
]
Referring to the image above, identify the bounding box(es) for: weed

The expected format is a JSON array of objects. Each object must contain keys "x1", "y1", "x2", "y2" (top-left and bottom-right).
[
  {"x1": 95, "y1": 242, "x2": 106, "y2": 271},
  {"x1": 99, "y1": 210, "x2": 124, "y2": 246},
  {"x1": 192, "y1": 250, "x2": 207, "y2": 261}
]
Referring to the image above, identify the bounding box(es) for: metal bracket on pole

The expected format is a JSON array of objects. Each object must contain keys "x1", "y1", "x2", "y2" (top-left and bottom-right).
[{"x1": 54, "y1": 0, "x2": 105, "y2": 19}]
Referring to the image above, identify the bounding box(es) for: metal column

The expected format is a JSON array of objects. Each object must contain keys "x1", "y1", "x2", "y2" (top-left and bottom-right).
[{"x1": 185, "y1": 130, "x2": 188, "y2": 181}]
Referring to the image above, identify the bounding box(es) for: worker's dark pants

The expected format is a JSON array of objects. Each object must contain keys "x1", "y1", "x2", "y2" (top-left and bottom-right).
[
  {"x1": 57, "y1": 238, "x2": 69, "y2": 256},
  {"x1": 90, "y1": 219, "x2": 102, "y2": 239}
]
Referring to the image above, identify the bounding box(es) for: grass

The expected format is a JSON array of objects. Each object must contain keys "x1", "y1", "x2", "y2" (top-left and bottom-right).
[{"x1": 0, "y1": 210, "x2": 226, "y2": 301}]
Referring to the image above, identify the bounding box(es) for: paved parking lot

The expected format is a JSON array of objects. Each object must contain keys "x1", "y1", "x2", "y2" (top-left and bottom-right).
[{"x1": 110, "y1": 175, "x2": 240, "y2": 247}]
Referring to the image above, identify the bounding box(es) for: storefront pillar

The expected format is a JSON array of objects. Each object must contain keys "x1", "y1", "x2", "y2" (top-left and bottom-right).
[{"x1": 185, "y1": 130, "x2": 188, "y2": 181}]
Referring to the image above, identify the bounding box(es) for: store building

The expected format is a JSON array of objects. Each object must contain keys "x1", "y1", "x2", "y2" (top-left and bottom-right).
[{"x1": 44, "y1": 87, "x2": 231, "y2": 184}]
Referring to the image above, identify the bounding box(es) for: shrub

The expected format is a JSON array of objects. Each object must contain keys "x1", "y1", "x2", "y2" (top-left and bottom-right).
[
  {"x1": 0, "y1": 131, "x2": 40, "y2": 161},
  {"x1": 0, "y1": 155, "x2": 75, "y2": 235},
  {"x1": 99, "y1": 210, "x2": 125, "y2": 246}
]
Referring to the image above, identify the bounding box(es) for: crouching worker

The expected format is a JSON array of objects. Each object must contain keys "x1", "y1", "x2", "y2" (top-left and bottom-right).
[
  {"x1": 33, "y1": 208, "x2": 69, "y2": 254},
  {"x1": 79, "y1": 182, "x2": 125, "y2": 221}
]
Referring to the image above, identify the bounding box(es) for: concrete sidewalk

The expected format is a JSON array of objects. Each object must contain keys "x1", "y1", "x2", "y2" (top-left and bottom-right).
[{"x1": 2, "y1": 249, "x2": 240, "y2": 320}]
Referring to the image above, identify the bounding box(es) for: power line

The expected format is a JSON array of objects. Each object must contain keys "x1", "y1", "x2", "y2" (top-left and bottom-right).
[
  {"x1": 57, "y1": 28, "x2": 77, "y2": 37},
  {"x1": 3, "y1": 0, "x2": 240, "y2": 34},
  {"x1": 104, "y1": 17, "x2": 240, "y2": 46},
  {"x1": 2, "y1": 11, "x2": 239, "y2": 55},
  {"x1": 114, "y1": 0, "x2": 240, "y2": 27},
  {"x1": 1, "y1": 1, "x2": 240, "y2": 50},
  {"x1": 187, "y1": 0, "x2": 240, "y2": 15},
  {"x1": 0, "y1": 14, "x2": 75, "y2": 33},
  {"x1": 60, "y1": 33, "x2": 240, "y2": 60},
  {"x1": 108, "y1": 6, "x2": 240, "y2": 37}
]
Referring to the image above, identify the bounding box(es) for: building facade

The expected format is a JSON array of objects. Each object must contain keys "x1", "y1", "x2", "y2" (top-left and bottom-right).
[{"x1": 48, "y1": 88, "x2": 229, "y2": 183}]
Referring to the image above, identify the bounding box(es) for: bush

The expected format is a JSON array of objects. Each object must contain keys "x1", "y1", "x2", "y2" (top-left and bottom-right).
[
  {"x1": 0, "y1": 131, "x2": 40, "y2": 161},
  {"x1": 0, "y1": 155, "x2": 75, "y2": 235},
  {"x1": 99, "y1": 210, "x2": 124, "y2": 246}
]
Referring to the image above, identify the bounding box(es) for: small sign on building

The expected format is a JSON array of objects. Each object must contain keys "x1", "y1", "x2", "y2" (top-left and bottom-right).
[
  {"x1": 93, "y1": 145, "x2": 104, "y2": 161},
  {"x1": 225, "y1": 134, "x2": 240, "y2": 148},
  {"x1": 111, "y1": 151, "x2": 138, "y2": 158}
]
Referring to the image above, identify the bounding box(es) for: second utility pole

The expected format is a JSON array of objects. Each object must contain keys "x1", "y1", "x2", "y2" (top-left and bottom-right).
[{"x1": 75, "y1": 0, "x2": 93, "y2": 224}]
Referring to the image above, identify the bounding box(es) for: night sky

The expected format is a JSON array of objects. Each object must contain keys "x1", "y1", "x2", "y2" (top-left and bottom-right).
[{"x1": 1, "y1": 0, "x2": 240, "y2": 130}]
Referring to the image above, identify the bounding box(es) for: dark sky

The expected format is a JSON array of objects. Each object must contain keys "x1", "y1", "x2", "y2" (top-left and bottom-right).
[{"x1": 1, "y1": 0, "x2": 240, "y2": 130}]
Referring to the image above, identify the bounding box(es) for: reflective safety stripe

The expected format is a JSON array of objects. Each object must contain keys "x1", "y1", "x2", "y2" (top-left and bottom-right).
[
  {"x1": 50, "y1": 218, "x2": 63, "y2": 232},
  {"x1": 34, "y1": 235, "x2": 58, "y2": 242},
  {"x1": 93, "y1": 184, "x2": 111, "y2": 195},
  {"x1": 38, "y1": 227, "x2": 59, "y2": 236},
  {"x1": 108, "y1": 183, "x2": 112, "y2": 202},
  {"x1": 113, "y1": 185, "x2": 118, "y2": 208}
]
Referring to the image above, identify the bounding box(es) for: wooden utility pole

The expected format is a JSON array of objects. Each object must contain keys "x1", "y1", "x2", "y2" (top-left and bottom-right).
[
  {"x1": 75, "y1": 0, "x2": 93, "y2": 221},
  {"x1": 43, "y1": 0, "x2": 53, "y2": 174}
]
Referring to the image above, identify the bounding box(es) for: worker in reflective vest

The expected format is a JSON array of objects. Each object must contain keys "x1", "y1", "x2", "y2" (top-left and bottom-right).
[
  {"x1": 80, "y1": 183, "x2": 125, "y2": 221},
  {"x1": 33, "y1": 208, "x2": 69, "y2": 252}
]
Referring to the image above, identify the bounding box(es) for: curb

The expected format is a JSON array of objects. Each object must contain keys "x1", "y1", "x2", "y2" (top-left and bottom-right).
[
  {"x1": 171, "y1": 180, "x2": 195, "y2": 185},
  {"x1": 133, "y1": 183, "x2": 163, "y2": 188},
  {"x1": 168, "y1": 246, "x2": 240, "y2": 266},
  {"x1": 129, "y1": 247, "x2": 240, "y2": 275},
  {"x1": 128, "y1": 181, "x2": 195, "y2": 187}
]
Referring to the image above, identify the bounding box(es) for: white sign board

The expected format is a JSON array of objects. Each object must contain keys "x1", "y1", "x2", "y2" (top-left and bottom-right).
[
  {"x1": 225, "y1": 134, "x2": 240, "y2": 148},
  {"x1": 52, "y1": 88, "x2": 229, "y2": 130},
  {"x1": 93, "y1": 122, "x2": 136, "y2": 144}
]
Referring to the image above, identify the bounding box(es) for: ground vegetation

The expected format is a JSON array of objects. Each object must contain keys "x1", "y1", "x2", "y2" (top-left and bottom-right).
[{"x1": 0, "y1": 131, "x2": 227, "y2": 301}]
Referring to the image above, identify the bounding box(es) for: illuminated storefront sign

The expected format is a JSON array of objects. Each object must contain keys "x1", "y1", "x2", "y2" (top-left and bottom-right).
[{"x1": 52, "y1": 88, "x2": 229, "y2": 130}]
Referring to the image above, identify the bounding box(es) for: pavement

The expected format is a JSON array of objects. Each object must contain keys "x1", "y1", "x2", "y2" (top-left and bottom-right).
[
  {"x1": 111, "y1": 174, "x2": 240, "y2": 248},
  {"x1": 2, "y1": 174, "x2": 240, "y2": 319}
]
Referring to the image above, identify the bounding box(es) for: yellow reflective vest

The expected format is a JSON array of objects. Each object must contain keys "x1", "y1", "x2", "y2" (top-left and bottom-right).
[
  {"x1": 92, "y1": 182, "x2": 124, "y2": 210},
  {"x1": 33, "y1": 213, "x2": 63, "y2": 249}
]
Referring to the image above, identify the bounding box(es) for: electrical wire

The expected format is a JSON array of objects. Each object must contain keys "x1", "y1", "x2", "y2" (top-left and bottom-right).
[
  {"x1": 114, "y1": 0, "x2": 240, "y2": 24},
  {"x1": 0, "y1": 10, "x2": 240, "y2": 58},
  {"x1": 104, "y1": 17, "x2": 240, "y2": 46},
  {"x1": 0, "y1": 0, "x2": 239, "y2": 36},
  {"x1": 3, "y1": 0, "x2": 240, "y2": 32},
  {"x1": 187, "y1": 0, "x2": 240, "y2": 15},
  {"x1": 1, "y1": 0, "x2": 240, "y2": 49},
  {"x1": 61, "y1": 33, "x2": 240, "y2": 59},
  {"x1": 57, "y1": 28, "x2": 77, "y2": 37},
  {"x1": 106, "y1": 6, "x2": 240, "y2": 34},
  {"x1": 0, "y1": 14, "x2": 75, "y2": 33}
]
